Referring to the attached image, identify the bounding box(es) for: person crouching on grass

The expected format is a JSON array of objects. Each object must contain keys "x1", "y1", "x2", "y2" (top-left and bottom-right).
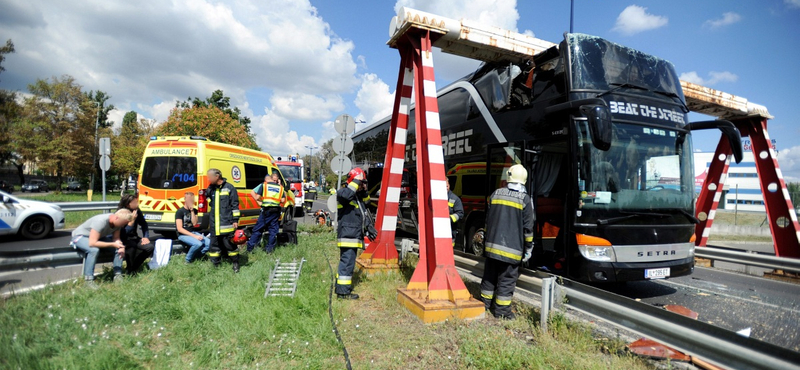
[{"x1": 70, "y1": 209, "x2": 135, "y2": 289}]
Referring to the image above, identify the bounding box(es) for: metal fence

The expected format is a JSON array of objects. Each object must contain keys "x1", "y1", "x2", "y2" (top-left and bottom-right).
[{"x1": 54, "y1": 201, "x2": 118, "y2": 212}]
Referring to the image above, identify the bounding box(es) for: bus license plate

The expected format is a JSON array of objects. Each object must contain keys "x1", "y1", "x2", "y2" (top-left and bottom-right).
[
  {"x1": 144, "y1": 213, "x2": 162, "y2": 221},
  {"x1": 645, "y1": 267, "x2": 670, "y2": 279}
]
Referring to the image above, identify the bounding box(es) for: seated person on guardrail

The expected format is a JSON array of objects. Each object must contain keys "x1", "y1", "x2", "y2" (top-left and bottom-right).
[
  {"x1": 176, "y1": 192, "x2": 210, "y2": 263},
  {"x1": 118, "y1": 194, "x2": 155, "y2": 275},
  {"x1": 70, "y1": 209, "x2": 135, "y2": 288}
]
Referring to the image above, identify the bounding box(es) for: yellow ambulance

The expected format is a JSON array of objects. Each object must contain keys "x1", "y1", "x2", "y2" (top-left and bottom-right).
[{"x1": 136, "y1": 136, "x2": 295, "y2": 237}]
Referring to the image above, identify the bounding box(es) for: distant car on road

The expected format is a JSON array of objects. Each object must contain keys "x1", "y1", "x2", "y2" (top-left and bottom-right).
[
  {"x1": 21, "y1": 180, "x2": 49, "y2": 193},
  {"x1": 0, "y1": 180, "x2": 13, "y2": 194},
  {"x1": 66, "y1": 181, "x2": 82, "y2": 191},
  {"x1": 127, "y1": 179, "x2": 136, "y2": 190},
  {"x1": 0, "y1": 190, "x2": 65, "y2": 239}
]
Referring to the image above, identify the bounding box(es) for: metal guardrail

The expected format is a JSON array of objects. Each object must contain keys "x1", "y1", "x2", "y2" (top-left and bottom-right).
[
  {"x1": 696, "y1": 247, "x2": 800, "y2": 274},
  {"x1": 0, "y1": 243, "x2": 186, "y2": 272},
  {"x1": 54, "y1": 201, "x2": 118, "y2": 212},
  {"x1": 451, "y1": 251, "x2": 800, "y2": 370}
]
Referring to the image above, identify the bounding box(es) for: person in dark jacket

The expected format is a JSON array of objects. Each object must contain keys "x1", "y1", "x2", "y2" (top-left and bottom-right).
[
  {"x1": 446, "y1": 181, "x2": 464, "y2": 248},
  {"x1": 479, "y1": 164, "x2": 534, "y2": 320},
  {"x1": 335, "y1": 167, "x2": 377, "y2": 300},
  {"x1": 205, "y1": 168, "x2": 241, "y2": 272},
  {"x1": 117, "y1": 193, "x2": 155, "y2": 275}
]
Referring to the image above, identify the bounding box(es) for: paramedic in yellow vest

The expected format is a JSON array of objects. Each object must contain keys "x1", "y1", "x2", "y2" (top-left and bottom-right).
[
  {"x1": 205, "y1": 168, "x2": 241, "y2": 273},
  {"x1": 479, "y1": 164, "x2": 534, "y2": 320},
  {"x1": 247, "y1": 171, "x2": 285, "y2": 253}
]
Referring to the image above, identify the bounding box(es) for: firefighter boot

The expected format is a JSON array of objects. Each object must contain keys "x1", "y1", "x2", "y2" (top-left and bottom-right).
[
  {"x1": 232, "y1": 261, "x2": 240, "y2": 273},
  {"x1": 210, "y1": 257, "x2": 221, "y2": 268}
]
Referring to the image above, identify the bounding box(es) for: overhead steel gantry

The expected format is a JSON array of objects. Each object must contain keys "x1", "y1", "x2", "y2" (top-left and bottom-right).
[{"x1": 363, "y1": 7, "x2": 799, "y2": 321}]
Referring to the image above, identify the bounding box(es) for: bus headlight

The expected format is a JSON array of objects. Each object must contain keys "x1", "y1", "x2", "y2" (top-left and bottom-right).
[
  {"x1": 578, "y1": 245, "x2": 616, "y2": 262},
  {"x1": 576, "y1": 233, "x2": 616, "y2": 262}
]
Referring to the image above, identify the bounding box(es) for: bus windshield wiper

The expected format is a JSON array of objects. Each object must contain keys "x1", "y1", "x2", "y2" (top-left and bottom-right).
[
  {"x1": 596, "y1": 211, "x2": 669, "y2": 226},
  {"x1": 652, "y1": 89, "x2": 690, "y2": 113},
  {"x1": 596, "y1": 83, "x2": 649, "y2": 98},
  {"x1": 668, "y1": 208, "x2": 699, "y2": 224}
]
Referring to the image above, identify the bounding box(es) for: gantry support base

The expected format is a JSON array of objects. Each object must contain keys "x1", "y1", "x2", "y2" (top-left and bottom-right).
[
  {"x1": 356, "y1": 258, "x2": 400, "y2": 276},
  {"x1": 396, "y1": 288, "x2": 485, "y2": 324}
]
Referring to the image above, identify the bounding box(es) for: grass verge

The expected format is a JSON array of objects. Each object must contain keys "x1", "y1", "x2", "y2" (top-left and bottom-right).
[{"x1": 1, "y1": 228, "x2": 652, "y2": 370}]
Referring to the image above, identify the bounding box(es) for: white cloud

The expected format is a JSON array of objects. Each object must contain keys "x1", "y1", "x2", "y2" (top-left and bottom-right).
[
  {"x1": 786, "y1": 0, "x2": 800, "y2": 9},
  {"x1": 704, "y1": 12, "x2": 742, "y2": 28},
  {"x1": 354, "y1": 73, "x2": 395, "y2": 125},
  {"x1": 777, "y1": 146, "x2": 800, "y2": 182},
  {"x1": 611, "y1": 5, "x2": 668, "y2": 36},
  {"x1": 679, "y1": 71, "x2": 738, "y2": 86},
  {"x1": 0, "y1": 0, "x2": 358, "y2": 124},
  {"x1": 269, "y1": 92, "x2": 345, "y2": 121},
  {"x1": 253, "y1": 108, "x2": 318, "y2": 157}
]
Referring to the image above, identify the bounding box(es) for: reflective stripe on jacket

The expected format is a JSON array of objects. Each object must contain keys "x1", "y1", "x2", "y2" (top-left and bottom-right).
[
  {"x1": 484, "y1": 186, "x2": 534, "y2": 264},
  {"x1": 206, "y1": 181, "x2": 240, "y2": 235},
  {"x1": 447, "y1": 190, "x2": 464, "y2": 225},
  {"x1": 261, "y1": 182, "x2": 284, "y2": 208},
  {"x1": 336, "y1": 179, "x2": 371, "y2": 249}
]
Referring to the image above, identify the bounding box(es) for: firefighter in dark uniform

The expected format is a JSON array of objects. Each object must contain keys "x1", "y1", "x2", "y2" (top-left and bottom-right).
[
  {"x1": 446, "y1": 181, "x2": 464, "y2": 248},
  {"x1": 479, "y1": 164, "x2": 534, "y2": 319},
  {"x1": 335, "y1": 167, "x2": 377, "y2": 300},
  {"x1": 205, "y1": 168, "x2": 242, "y2": 273},
  {"x1": 246, "y1": 171, "x2": 285, "y2": 253}
]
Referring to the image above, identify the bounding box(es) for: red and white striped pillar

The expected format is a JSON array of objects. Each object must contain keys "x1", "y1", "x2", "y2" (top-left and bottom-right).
[
  {"x1": 695, "y1": 136, "x2": 733, "y2": 247},
  {"x1": 358, "y1": 49, "x2": 415, "y2": 266},
  {"x1": 403, "y1": 30, "x2": 471, "y2": 302},
  {"x1": 695, "y1": 136, "x2": 732, "y2": 247},
  {"x1": 738, "y1": 117, "x2": 800, "y2": 258}
]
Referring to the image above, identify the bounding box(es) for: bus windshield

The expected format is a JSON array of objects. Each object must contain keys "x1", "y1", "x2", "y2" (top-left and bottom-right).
[
  {"x1": 568, "y1": 33, "x2": 683, "y2": 101},
  {"x1": 576, "y1": 122, "x2": 694, "y2": 215}
]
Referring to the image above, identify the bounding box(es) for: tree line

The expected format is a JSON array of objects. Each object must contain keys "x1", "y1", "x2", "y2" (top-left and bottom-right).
[{"x1": 0, "y1": 39, "x2": 258, "y2": 191}]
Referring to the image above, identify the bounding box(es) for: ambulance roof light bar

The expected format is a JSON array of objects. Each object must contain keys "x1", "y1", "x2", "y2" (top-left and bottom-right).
[{"x1": 388, "y1": 7, "x2": 556, "y2": 64}]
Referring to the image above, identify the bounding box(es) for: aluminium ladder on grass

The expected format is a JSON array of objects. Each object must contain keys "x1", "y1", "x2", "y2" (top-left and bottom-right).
[{"x1": 264, "y1": 258, "x2": 306, "y2": 298}]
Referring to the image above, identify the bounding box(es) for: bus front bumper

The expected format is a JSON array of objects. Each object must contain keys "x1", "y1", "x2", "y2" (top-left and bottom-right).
[{"x1": 576, "y1": 256, "x2": 694, "y2": 282}]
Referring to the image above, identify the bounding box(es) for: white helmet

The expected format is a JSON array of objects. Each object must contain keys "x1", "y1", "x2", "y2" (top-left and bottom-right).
[{"x1": 506, "y1": 164, "x2": 527, "y2": 184}]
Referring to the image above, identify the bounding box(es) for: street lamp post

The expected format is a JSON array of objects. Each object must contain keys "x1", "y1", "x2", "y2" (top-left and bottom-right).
[
  {"x1": 305, "y1": 145, "x2": 319, "y2": 188},
  {"x1": 90, "y1": 101, "x2": 100, "y2": 193}
]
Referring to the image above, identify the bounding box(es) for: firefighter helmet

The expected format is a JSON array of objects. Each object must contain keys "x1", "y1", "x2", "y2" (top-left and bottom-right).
[
  {"x1": 506, "y1": 164, "x2": 528, "y2": 184},
  {"x1": 231, "y1": 229, "x2": 248, "y2": 245},
  {"x1": 346, "y1": 167, "x2": 366, "y2": 183}
]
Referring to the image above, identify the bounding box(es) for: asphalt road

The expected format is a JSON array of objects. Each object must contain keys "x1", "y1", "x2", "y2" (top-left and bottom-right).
[{"x1": 606, "y1": 266, "x2": 800, "y2": 351}]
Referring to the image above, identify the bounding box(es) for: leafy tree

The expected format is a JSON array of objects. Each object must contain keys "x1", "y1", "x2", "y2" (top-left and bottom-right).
[
  {"x1": 112, "y1": 113, "x2": 153, "y2": 179},
  {"x1": 0, "y1": 39, "x2": 14, "y2": 79},
  {"x1": 788, "y1": 182, "x2": 800, "y2": 210},
  {"x1": 11, "y1": 75, "x2": 95, "y2": 189},
  {"x1": 85, "y1": 90, "x2": 116, "y2": 129},
  {"x1": 177, "y1": 89, "x2": 254, "y2": 137},
  {"x1": 155, "y1": 105, "x2": 258, "y2": 149}
]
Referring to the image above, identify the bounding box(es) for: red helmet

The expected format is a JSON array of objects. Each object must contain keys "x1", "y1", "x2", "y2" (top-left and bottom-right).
[
  {"x1": 231, "y1": 229, "x2": 247, "y2": 245},
  {"x1": 346, "y1": 167, "x2": 366, "y2": 184}
]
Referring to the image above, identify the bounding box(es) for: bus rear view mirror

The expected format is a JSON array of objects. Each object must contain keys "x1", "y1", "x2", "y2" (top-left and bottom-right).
[
  {"x1": 682, "y1": 120, "x2": 743, "y2": 164},
  {"x1": 580, "y1": 104, "x2": 613, "y2": 151}
]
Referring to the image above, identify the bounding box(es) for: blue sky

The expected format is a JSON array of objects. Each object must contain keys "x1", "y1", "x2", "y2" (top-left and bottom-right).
[{"x1": 2, "y1": 0, "x2": 799, "y2": 178}]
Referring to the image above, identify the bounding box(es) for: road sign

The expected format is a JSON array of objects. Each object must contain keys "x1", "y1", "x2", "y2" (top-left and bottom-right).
[
  {"x1": 327, "y1": 195, "x2": 338, "y2": 219},
  {"x1": 99, "y1": 155, "x2": 111, "y2": 172},
  {"x1": 332, "y1": 136, "x2": 354, "y2": 154},
  {"x1": 99, "y1": 137, "x2": 111, "y2": 156},
  {"x1": 334, "y1": 114, "x2": 356, "y2": 135},
  {"x1": 330, "y1": 155, "x2": 352, "y2": 175}
]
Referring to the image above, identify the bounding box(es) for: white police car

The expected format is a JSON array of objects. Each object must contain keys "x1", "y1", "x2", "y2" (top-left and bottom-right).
[{"x1": 0, "y1": 190, "x2": 65, "y2": 239}]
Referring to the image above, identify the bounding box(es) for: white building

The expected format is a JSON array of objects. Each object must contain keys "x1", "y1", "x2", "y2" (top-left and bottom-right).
[{"x1": 694, "y1": 151, "x2": 765, "y2": 212}]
